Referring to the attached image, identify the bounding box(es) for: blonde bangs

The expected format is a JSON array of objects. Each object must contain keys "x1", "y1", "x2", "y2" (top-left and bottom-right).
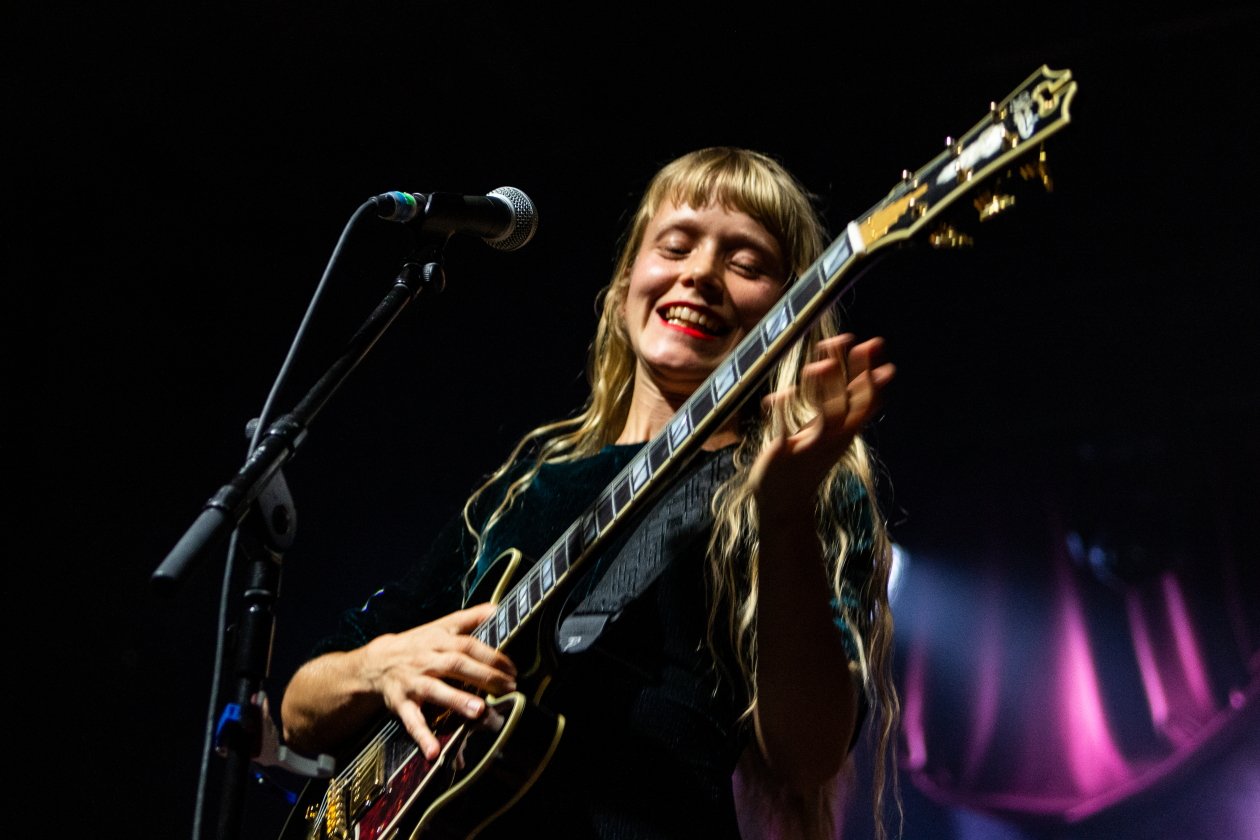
[{"x1": 637, "y1": 147, "x2": 827, "y2": 279}]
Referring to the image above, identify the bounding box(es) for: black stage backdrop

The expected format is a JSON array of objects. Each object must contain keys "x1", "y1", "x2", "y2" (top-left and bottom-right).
[{"x1": 14, "y1": 3, "x2": 1259, "y2": 839}]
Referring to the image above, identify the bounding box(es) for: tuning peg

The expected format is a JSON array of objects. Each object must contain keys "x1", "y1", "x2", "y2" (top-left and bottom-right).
[
  {"x1": 990, "y1": 100, "x2": 1021, "y2": 150},
  {"x1": 1019, "y1": 146, "x2": 1054, "y2": 192},
  {"x1": 974, "y1": 190, "x2": 1017, "y2": 222},
  {"x1": 928, "y1": 223, "x2": 974, "y2": 249},
  {"x1": 906, "y1": 194, "x2": 927, "y2": 220},
  {"x1": 944, "y1": 135, "x2": 974, "y2": 183}
]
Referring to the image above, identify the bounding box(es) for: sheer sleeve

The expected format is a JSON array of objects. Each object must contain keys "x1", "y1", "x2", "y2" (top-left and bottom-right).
[
  {"x1": 302, "y1": 462, "x2": 532, "y2": 660},
  {"x1": 304, "y1": 513, "x2": 476, "y2": 659},
  {"x1": 827, "y1": 470, "x2": 879, "y2": 665}
]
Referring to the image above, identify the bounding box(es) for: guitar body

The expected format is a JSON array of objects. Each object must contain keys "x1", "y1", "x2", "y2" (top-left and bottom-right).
[{"x1": 280, "y1": 550, "x2": 566, "y2": 840}]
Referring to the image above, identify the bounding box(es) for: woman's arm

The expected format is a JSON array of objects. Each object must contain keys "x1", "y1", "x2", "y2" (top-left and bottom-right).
[
  {"x1": 280, "y1": 603, "x2": 517, "y2": 759},
  {"x1": 747, "y1": 334, "x2": 893, "y2": 789}
]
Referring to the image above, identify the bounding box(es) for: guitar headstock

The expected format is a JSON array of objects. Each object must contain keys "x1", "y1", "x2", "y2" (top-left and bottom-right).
[{"x1": 854, "y1": 64, "x2": 1078, "y2": 252}]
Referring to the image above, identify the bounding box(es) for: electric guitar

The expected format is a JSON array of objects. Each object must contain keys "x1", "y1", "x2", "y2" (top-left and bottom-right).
[{"x1": 279, "y1": 64, "x2": 1079, "y2": 840}]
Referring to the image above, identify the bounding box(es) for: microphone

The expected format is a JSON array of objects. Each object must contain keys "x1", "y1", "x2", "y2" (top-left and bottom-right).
[{"x1": 372, "y1": 186, "x2": 538, "y2": 251}]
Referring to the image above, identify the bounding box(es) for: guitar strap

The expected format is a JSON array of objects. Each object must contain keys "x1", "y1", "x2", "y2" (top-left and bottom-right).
[{"x1": 555, "y1": 449, "x2": 736, "y2": 655}]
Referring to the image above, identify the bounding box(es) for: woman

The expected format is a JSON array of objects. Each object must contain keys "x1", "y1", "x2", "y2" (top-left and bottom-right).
[{"x1": 280, "y1": 147, "x2": 899, "y2": 839}]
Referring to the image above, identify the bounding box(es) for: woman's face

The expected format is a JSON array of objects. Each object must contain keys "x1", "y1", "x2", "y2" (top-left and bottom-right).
[{"x1": 622, "y1": 199, "x2": 787, "y2": 398}]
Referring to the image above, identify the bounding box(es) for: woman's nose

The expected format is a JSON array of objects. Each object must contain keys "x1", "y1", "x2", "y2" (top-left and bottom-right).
[{"x1": 679, "y1": 249, "x2": 723, "y2": 297}]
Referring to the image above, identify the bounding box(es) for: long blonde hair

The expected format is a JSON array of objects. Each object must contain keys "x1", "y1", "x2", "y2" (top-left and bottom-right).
[{"x1": 464, "y1": 147, "x2": 899, "y2": 838}]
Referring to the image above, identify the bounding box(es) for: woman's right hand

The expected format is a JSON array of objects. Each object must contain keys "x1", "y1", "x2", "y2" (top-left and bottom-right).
[{"x1": 361, "y1": 602, "x2": 517, "y2": 759}]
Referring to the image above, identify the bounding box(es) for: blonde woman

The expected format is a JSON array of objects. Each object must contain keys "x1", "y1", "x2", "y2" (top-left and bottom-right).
[{"x1": 281, "y1": 147, "x2": 899, "y2": 839}]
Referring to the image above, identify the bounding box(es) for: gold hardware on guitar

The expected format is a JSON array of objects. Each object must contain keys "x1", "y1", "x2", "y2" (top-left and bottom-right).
[
  {"x1": 975, "y1": 190, "x2": 1017, "y2": 222},
  {"x1": 1033, "y1": 78, "x2": 1066, "y2": 116},
  {"x1": 929, "y1": 223, "x2": 975, "y2": 249},
  {"x1": 943, "y1": 135, "x2": 975, "y2": 183},
  {"x1": 1019, "y1": 146, "x2": 1054, "y2": 192}
]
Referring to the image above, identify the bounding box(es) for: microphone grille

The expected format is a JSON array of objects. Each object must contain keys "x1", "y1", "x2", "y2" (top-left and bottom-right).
[{"x1": 486, "y1": 186, "x2": 539, "y2": 251}]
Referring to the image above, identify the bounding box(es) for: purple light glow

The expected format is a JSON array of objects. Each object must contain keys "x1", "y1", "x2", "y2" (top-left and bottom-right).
[
  {"x1": 1053, "y1": 554, "x2": 1130, "y2": 795},
  {"x1": 1162, "y1": 572, "x2": 1215, "y2": 719},
  {"x1": 1126, "y1": 588, "x2": 1169, "y2": 730},
  {"x1": 900, "y1": 543, "x2": 1259, "y2": 825},
  {"x1": 963, "y1": 578, "x2": 1003, "y2": 783},
  {"x1": 903, "y1": 639, "x2": 928, "y2": 770}
]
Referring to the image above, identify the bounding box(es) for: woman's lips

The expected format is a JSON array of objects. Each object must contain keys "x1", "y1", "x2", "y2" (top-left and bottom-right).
[{"x1": 658, "y1": 304, "x2": 727, "y2": 339}]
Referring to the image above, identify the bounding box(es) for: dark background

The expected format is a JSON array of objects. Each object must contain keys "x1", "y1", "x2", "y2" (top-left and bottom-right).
[{"x1": 16, "y1": 2, "x2": 1258, "y2": 838}]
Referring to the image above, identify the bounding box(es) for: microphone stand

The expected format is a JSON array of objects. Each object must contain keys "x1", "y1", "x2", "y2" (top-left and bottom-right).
[{"x1": 152, "y1": 233, "x2": 450, "y2": 840}]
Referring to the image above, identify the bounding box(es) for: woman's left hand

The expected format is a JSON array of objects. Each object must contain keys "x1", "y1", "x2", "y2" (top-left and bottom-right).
[{"x1": 748, "y1": 334, "x2": 894, "y2": 512}]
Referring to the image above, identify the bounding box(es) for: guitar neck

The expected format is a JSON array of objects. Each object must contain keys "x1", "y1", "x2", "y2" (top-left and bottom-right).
[{"x1": 474, "y1": 224, "x2": 872, "y2": 652}]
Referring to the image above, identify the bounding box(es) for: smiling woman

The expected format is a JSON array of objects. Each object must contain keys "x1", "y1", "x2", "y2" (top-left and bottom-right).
[{"x1": 278, "y1": 147, "x2": 901, "y2": 840}]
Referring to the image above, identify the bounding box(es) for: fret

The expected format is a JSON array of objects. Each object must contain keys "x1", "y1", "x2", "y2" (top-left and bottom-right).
[
  {"x1": 647, "y1": 437, "x2": 671, "y2": 473},
  {"x1": 480, "y1": 620, "x2": 498, "y2": 650},
  {"x1": 667, "y1": 413, "x2": 691, "y2": 449},
  {"x1": 580, "y1": 511, "x2": 598, "y2": 556},
  {"x1": 594, "y1": 492, "x2": 615, "y2": 531},
  {"x1": 688, "y1": 381, "x2": 715, "y2": 424},
  {"x1": 710, "y1": 358, "x2": 737, "y2": 400},
  {"x1": 529, "y1": 566, "x2": 543, "y2": 604},
  {"x1": 761, "y1": 301, "x2": 790, "y2": 342},
  {"x1": 541, "y1": 552, "x2": 555, "y2": 591},
  {"x1": 517, "y1": 578, "x2": 531, "y2": 618},
  {"x1": 611, "y1": 475, "x2": 631, "y2": 514},
  {"x1": 786, "y1": 266, "x2": 824, "y2": 316},
  {"x1": 563, "y1": 527, "x2": 583, "y2": 574},
  {"x1": 779, "y1": 286, "x2": 798, "y2": 322},
  {"x1": 735, "y1": 331, "x2": 765, "y2": 378},
  {"x1": 819, "y1": 231, "x2": 853, "y2": 279},
  {"x1": 495, "y1": 605, "x2": 509, "y2": 642},
  {"x1": 551, "y1": 543, "x2": 569, "y2": 580},
  {"x1": 504, "y1": 591, "x2": 519, "y2": 631},
  {"x1": 628, "y1": 453, "x2": 650, "y2": 493}
]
